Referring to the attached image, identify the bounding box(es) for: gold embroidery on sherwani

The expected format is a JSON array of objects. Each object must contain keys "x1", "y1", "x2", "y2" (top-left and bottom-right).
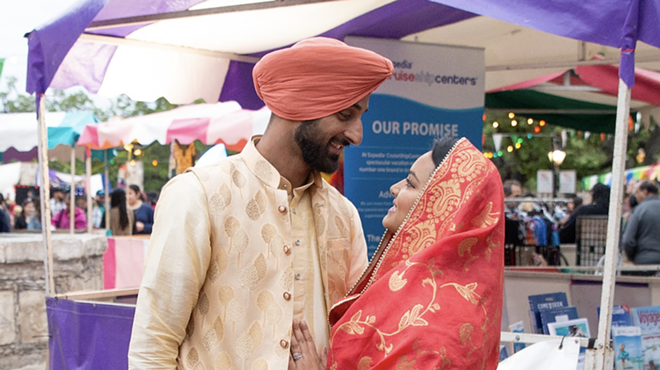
[
  {"x1": 209, "y1": 183, "x2": 232, "y2": 214},
  {"x1": 246, "y1": 189, "x2": 268, "y2": 220},
  {"x1": 214, "y1": 352, "x2": 231, "y2": 369},
  {"x1": 197, "y1": 292, "x2": 210, "y2": 315},
  {"x1": 261, "y1": 223, "x2": 285, "y2": 268},
  {"x1": 239, "y1": 253, "x2": 267, "y2": 290},
  {"x1": 252, "y1": 358, "x2": 268, "y2": 370},
  {"x1": 256, "y1": 290, "x2": 283, "y2": 335},
  {"x1": 205, "y1": 317, "x2": 224, "y2": 351},
  {"x1": 235, "y1": 321, "x2": 263, "y2": 359},
  {"x1": 224, "y1": 216, "x2": 249, "y2": 265}
]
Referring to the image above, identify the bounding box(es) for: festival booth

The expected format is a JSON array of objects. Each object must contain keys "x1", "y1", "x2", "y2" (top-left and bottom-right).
[
  {"x1": 23, "y1": 0, "x2": 660, "y2": 369},
  {"x1": 0, "y1": 111, "x2": 109, "y2": 234}
]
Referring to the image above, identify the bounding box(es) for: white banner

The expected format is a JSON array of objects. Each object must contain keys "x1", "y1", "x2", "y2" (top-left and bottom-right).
[
  {"x1": 559, "y1": 170, "x2": 576, "y2": 194},
  {"x1": 537, "y1": 170, "x2": 553, "y2": 194}
]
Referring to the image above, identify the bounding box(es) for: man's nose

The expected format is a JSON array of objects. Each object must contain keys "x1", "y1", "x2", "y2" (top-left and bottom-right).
[{"x1": 344, "y1": 119, "x2": 363, "y2": 146}]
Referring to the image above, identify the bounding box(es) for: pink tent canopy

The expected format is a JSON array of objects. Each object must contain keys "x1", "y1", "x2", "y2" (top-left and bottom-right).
[{"x1": 77, "y1": 101, "x2": 270, "y2": 151}]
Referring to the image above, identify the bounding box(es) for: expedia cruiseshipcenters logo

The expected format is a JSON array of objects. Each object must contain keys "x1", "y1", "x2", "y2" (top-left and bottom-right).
[{"x1": 389, "y1": 60, "x2": 478, "y2": 86}]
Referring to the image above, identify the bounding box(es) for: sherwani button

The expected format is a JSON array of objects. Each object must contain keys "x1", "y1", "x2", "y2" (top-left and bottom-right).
[
  {"x1": 283, "y1": 245, "x2": 291, "y2": 255},
  {"x1": 295, "y1": 273, "x2": 301, "y2": 280},
  {"x1": 283, "y1": 292, "x2": 291, "y2": 300},
  {"x1": 278, "y1": 205, "x2": 287, "y2": 213},
  {"x1": 295, "y1": 239, "x2": 301, "y2": 246},
  {"x1": 280, "y1": 339, "x2": 289, "y2": 348}
]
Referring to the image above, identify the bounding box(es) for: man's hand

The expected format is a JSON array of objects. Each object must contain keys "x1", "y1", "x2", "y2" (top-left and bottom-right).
[{"x1": 288, "y1": 320, "x2": 324, "y2": 370}]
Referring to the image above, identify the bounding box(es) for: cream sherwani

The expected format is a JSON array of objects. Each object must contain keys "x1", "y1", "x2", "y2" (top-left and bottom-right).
[{"x1": 128, "y1": 136, "x2": 368, "y2": 369}]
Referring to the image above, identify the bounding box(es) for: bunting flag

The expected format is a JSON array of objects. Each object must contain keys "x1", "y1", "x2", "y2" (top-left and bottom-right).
[
  {"x1": 585, "y1": 131, "x2": 591, "y2": 140},
  {"x1": 510, "y1": 134, "x2": 519, "y2": 145},
  {"x1": 561, "y1": 130, "x2": 567, "y2": 148},
  {"x1": 0, "y1": 58, "x2": 4, "y2": 80},
  {"x1": 493, "y1": 133, "x2": 504, "y2": 152}
]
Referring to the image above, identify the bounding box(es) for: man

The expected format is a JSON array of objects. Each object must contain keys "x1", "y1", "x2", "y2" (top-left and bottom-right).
[
  {"x1": 49, "y1": 187, "x2": 66, "y2": 217},
  {"x1": 128, "y1": 37, "x2": 393, "y2": 369},
  {"x1": 92, "y1": 190, "x2": 105, "y2": 228},
  {"x1": 623, "y1": 180, "x2": 660, "y2": 268},
  {"x1": 559, "y1": 183, "x2": 610, "y2": 244}
]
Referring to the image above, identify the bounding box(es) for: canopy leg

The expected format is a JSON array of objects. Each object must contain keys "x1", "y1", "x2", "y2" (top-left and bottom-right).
[
  {"x1": 70, "y1": 146, "x2": 75, "y2": 234},
  {"x1": 36, "y1": 95, "x2": 55, "y2": 296},
  {"x1": 584, "y1": 78, "x2": 630, "y2": 370}
]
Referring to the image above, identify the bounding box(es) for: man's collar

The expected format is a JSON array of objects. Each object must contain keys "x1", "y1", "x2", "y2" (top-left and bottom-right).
[{"x1": 243, "y1": 135, "x2": 324, "y2": 190}]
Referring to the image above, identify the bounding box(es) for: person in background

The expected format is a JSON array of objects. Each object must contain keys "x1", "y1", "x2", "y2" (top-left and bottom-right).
[
  {"x1": 50, "y1": 187, "x2": 67, "y2": 217},
  {"x1": 0, "y1": 194, "x2": 11, "y2": 233},
  {"x1": 51, "y1": 191, "x2": 87, "y2": 230},
  {"x1": 109, "y1": 189, "x2": 133, "y2": 236},
  {"x1": 13, "y1": 205, "x2": 26, "y2": 230},
  {"x1": 623, "y1": 180, "x2": 660, "y2": 271},
  {"x1": 75, "y1": 195, "x2": 88, "y2": 220},
  {"x1": 146, "y1": 191, "x2": 159, "y2": 210},
  {"x1": 127, "y1": 184, "x2": 154, "y2": 235},
  {"x1": 559, "y1": 183, "x2": 610, "y2": 244},
  {"x1": 558, "y1": 195, "x2": 583, "y2": 227},
  {"x1": 92, "y1": 190, "x2": 105, "y2": 228},
  {"x1": 14, "y1": 199, "x2": 42, "y2": 231}
]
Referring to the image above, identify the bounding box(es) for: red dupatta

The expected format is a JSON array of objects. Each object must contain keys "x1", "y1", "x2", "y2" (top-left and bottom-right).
[{"x1": 327, "y1": 139, "x2": 505, "y2": 370}]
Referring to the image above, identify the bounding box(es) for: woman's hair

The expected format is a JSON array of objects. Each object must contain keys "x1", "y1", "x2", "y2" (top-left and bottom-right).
[
  {"x1": 431, "y1": 137, "x2": 460, "y2": 167},
  {"x1": 111, "y1": 189, "x2": 130, "y2": 230}
]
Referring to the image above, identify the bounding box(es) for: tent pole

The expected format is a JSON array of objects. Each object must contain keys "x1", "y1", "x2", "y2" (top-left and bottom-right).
[
  {"x1": 36, "y1": 95, "x2": 55, "y2": 296},
  {"x1": 69, "y1": 146, "x2": 75, "y2": 234},
  {"x1": 104, "y1": 151, "x2": 110, "y2": 232},
  {"x1": 586, "y1": 78, "x2": 630, "y2": 370},
  {"x1": 86, "y1": 149, "x2": 92, "y2": 233}
]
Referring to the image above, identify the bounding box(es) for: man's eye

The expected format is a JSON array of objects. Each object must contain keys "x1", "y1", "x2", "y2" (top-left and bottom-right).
[{"x1": 340, "y1": 112, "x2": 351, "y2": 120}]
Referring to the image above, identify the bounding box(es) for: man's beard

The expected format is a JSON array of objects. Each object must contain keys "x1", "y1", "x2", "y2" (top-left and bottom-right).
[{"x1": 294, "y1": 119, "x2": 346, "y2": 174}]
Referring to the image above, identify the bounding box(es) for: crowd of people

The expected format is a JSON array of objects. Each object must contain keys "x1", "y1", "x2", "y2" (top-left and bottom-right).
[{"x1": 0, "y1": 184, "x2": 155, "y2": 236}]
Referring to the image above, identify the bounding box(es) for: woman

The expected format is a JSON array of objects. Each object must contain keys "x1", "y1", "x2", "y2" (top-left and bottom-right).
[
  {"x1": 109, "y1": 189, "x2": 133, "y2": 236},
  {"x1": 127, "y1": 184, "x2": 154, "y2": 235},
  {"x1": 14, "y1": 199, "x2": 41, "y2": 230},
  {"x1": 52, "y1": 191, "x2": 87, "y2": 230},
  {"x1": 289, "y1": 137, "x2": 505, "y2": 369}
]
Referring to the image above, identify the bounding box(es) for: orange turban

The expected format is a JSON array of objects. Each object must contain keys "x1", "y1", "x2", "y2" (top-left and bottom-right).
[{"x1": 253, "y1": 37, "x2": 393, "y2": 121}]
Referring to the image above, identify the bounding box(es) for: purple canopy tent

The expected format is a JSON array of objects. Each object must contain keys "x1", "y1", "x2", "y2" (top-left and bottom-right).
[{"x1": 24, "y1": 0, "x2": 660, "y2": 368}]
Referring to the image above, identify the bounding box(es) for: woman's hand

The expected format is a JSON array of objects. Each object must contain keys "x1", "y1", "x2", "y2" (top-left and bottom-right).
[{"x1": 288, "y1": 320, "x2": 324, "y2": 370}]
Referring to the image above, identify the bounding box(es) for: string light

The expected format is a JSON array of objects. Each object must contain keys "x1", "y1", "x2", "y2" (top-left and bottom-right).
[
  {"x1": 152, "y1": 160, "x2": 158, "y2": 166},
  {"x1": 527, "y1": 118, "x2": 534, "y2": 125},
  {"x1": 507, "y1": 145, "x2": 514, "y2": 152},
  {"x1": 539, "y1": 120, "x2": 546, "y2": 127},
  {"x1": 508, "y1": 112, "x2": 515, "y2": 119},
  {"x1": 534, "y1": 127, "x2": 541, "y2": 133},
  {"x1": 511, "y1": 120, "x2": 518, "y2": 127},
  {"x1": 492, "y1": 121, "x2": 499, "y2": 128},
  {"x1": 515, "y1": 142, "x2": 522, "y2": 149},
  {"x1": 133, "y1": 148, "x2": 142, "y2": 156}
]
